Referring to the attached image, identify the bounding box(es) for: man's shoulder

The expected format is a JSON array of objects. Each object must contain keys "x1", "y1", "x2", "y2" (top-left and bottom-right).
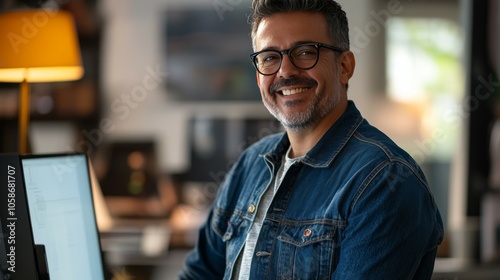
[{"x1": 352, "y1": 119, "x2": 409, "y2": 159}]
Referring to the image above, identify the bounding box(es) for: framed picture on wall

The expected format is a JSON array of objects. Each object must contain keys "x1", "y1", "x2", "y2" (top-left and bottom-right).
[{"x1": 163, "y1": 7, "x2": 260, "y2": 102}]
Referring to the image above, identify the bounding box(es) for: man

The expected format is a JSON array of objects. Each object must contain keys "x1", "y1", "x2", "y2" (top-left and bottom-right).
[{"x1": 179, "y1": 0, "x2": 444, "y2": 279}]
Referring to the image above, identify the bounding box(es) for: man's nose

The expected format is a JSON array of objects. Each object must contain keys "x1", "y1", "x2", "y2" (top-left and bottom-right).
[{"x1": 277, "y1": 55, "x2": 300, "y2": 78}]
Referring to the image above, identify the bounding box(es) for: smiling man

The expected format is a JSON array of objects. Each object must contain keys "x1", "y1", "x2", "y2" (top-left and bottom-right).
[{"x1": 179, "y1": 1, "x2": 443, "y2": 279}]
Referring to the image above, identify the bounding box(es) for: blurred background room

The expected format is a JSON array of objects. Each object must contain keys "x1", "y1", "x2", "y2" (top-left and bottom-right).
[{"x1": 0, "y1": 0, "x2": 499, "y2": 279}]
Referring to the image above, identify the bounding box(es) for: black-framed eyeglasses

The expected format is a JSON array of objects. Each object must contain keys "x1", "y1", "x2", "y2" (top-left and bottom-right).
[{"x1": 250, "y1": 42, "x2": 344, "y2": 76}]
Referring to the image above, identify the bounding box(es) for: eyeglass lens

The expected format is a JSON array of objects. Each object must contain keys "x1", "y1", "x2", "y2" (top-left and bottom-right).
[{"x1": 255, "y1": 44, "x2": 319, "y2": 75}]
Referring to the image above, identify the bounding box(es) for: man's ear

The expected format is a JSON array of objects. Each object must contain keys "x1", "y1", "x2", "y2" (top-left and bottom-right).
[{"x1": 339, "y1": 51, "x2": 355, "y2": 86}]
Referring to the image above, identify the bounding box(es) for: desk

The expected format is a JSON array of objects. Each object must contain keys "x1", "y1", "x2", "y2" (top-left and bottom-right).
[
  {"x1": 100, "y1": 219, "x2": 171, "y2": 267},
  {"x1": 432, "y1": 264, "x2": 500, "y2": 280},
  {"x1": 99, "y1": 205, "x2": 207, "y2": 279}
]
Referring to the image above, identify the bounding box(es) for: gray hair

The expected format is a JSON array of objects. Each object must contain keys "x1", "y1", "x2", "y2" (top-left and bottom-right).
[{"x1": 250, "y1": 0, "x2": 350, "y2": 51}]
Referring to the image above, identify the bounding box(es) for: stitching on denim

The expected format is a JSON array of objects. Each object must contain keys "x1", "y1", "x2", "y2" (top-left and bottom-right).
[
  {"x1": 353, "y1": 132, "x2": 432, "y2": 193},
  {"x1": 350, "y1": 159, "x2": 433, "y2": 212},
  {"x1": 278, "y1": 234, "x2": 336, "y2": 247},
  {"x1": 212, "y1": 207, "x2": 245, "y2": 238},
  {"x1": 265, "y1": 216, "x2": 347, "y2": 227},
  {"x1": 350, "y1": 160, "x2": 390, "y2": 211},
  {"x1": 353, "y1": 132, "x2": 395, "y2": 160},
  {"x1": 302, "y1": 115, "x2": 364, "y2": 168}
]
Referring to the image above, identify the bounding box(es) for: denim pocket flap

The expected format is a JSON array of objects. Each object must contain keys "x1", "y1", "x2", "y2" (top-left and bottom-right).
[
  {"x1": 212, "y1": 209, "x2": 245, "y2": 242},
  {"x1": 278, "y1": 222, "x2": 336, "y2": 247}
]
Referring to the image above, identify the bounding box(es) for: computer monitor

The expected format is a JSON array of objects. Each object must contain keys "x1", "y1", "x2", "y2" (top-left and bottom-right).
[
  {"x1": 100, "y1": 141, "x2": 158, "y2": 198},
  {"x1": 21, "y1": 153, "x2": 105, "y2": 280}
]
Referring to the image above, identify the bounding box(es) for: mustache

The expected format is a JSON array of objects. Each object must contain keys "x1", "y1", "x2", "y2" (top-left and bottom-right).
[{"x1": 269, "y1": 78, "x2": 318, "y2": 94}]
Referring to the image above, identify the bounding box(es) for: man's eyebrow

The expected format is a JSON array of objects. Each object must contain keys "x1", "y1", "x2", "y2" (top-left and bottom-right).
[
  {"x1": 257, "y1": 41, "x2": 317, "y2": 52},
  {"x1": 257, "y1": 45, "x2": 279, "y2": 52}
]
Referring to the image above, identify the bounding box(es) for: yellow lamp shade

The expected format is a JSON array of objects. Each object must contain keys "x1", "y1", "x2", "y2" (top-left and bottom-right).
[{"x1": 0, "y1": 9, "x2": 84, "y2": 82}]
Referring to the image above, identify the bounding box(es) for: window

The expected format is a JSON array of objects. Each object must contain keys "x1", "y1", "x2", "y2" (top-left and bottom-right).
[{"x1": 386, "y1": 17, "x2": 464, "y2": 231}]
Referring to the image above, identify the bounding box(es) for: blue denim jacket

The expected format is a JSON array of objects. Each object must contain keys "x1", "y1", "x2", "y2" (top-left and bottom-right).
[{"x1": 179, "y1": 101, "x2": 444, "y2": 280}]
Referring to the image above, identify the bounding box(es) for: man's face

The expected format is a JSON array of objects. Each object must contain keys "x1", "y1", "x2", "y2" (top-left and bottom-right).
[{"x1": 254, "y1": 12, "x2": 354, "y2": 131}]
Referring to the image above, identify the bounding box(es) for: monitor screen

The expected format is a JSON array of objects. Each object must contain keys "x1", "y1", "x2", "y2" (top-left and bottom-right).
[
  {"x1": 21, "y1": 154, "x2": 105, "y2": 280},
  {"x1": 100, "y1": 141, "x2": 158, "y2": 198}
]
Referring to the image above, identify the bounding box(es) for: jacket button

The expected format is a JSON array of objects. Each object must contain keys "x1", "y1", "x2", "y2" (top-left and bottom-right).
[
  {"x1": 248, "y1": 204, "x2": 256, "y2": 213},
  {"x1": 304, "y1": 229, "x2": 312, "y2": 237}
]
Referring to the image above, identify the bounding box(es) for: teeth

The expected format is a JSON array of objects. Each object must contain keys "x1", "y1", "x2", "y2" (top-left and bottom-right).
[{"x1": 281, "y1": 88, "x2": 308, "y2": 96}]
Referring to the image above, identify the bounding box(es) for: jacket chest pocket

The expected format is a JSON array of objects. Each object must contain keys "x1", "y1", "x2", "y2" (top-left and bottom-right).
[
  {"x1": 275, "y1": 222, "x2": 337, "y2": 280},
  {"x1": 211, "y1": 208, "x2": 247, "y2": 269}
]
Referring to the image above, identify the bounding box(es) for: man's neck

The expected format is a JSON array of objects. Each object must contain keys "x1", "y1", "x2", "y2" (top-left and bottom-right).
[
  {"x1": 286, "y1": 101, "x2": 348, "y2": 158},
  {"x1": 286, "y1": 125, "x2": 329, "y2": 158}
]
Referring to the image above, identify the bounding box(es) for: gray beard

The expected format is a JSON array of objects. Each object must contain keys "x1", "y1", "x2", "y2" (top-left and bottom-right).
[
  {"x1": 266, "y1": 99, "x2": 317, "y2": 131},
  {"x1": 264, "y1": 79, "x2": 342, "y2": 131}
]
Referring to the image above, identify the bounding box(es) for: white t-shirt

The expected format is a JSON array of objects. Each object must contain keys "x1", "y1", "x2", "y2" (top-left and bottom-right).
[{"x1": 233, "y1": 146, "x2": 302, "y2": 279}]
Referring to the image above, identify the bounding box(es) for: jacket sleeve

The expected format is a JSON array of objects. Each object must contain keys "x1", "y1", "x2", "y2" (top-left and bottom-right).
[
  {"x1": 333, "y1": 162, "x2": 444, "y2": 280},
  {"x1": 178, "y1": 206, "x2": 227, "y2": 280}
]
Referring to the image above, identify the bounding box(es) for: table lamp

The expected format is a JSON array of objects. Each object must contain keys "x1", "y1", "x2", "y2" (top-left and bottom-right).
[{"x1": 0, "y1": 9, "x2": 84, "y2": 154}]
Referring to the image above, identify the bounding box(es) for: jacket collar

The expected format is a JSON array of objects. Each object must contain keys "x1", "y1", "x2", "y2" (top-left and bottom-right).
[{"x1": 265, "y1": 100, "x2": 363, "y2": 168}]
